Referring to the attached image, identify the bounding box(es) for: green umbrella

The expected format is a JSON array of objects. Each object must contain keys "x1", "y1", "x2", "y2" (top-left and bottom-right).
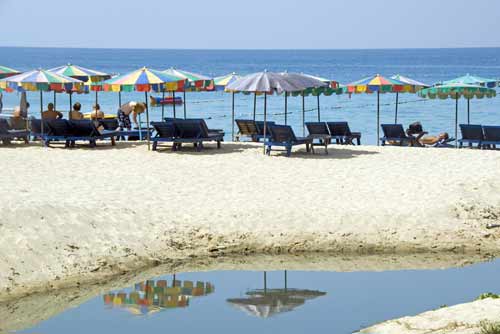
[
  {"x1": 419, "y1": 83, "x2": 496, "y2": 147},
  {"x1": 440, "y1": 74, "x2": 499, "y2": 124}
]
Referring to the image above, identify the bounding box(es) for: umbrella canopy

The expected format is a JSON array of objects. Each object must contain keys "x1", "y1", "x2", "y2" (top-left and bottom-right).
[
  {"x1": 390, "y1": 74, "x2": 429, "y2": 123},
  {"x1": 102, "y1": 67, "x2": 187, "y2": 92},
  {"x1": 343, "y1": 74, "x2": 414, "y2": 145},
  {"x1": 0, "y1": 65, "x2": 21, "y2": 79},
  {"x1": 48, "y1": 63, "x2": 111, "y2": 83},
  {"x1": 0, "y1": 69, "x2": 84, "y2": 92},
  {"x1": 419, "y1": 83, "x2": 496, "y2": 147},
  {"x1": 162, "y1": 67, "x2": 214, "y2": 91},
  {"x1": 214, "y1": 72, "x2": 241, "y2": 91},
  {"x1": 441, "y1": 74, "x2": 498, "y2": 88}
]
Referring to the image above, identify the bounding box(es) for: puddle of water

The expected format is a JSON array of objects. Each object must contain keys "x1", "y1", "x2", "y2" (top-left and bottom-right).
[{"x1": 12, "y1": 259, "x2": 500, "y2": 334}]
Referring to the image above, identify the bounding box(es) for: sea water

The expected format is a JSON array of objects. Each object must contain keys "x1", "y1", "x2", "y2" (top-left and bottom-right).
[
  {"x1": 13, "y1": 259, "x2": 500, "y2": 334},
  {"x1": 0, "y1": 47, "x2": 499, "y2": 144}
]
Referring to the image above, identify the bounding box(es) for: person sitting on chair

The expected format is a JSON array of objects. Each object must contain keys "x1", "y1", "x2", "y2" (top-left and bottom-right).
[
  {"x1": 117, "y1": 101, "x2": 146, "y2": 130},
  {"x1": 69, "y1": 102, "x2": 84, "y2": 120},
  {"x1": 42, "y1": 103, "x2": 63, "y2": 120},
  {"x1": 9, "y1": 107, "x2": 27, "y2": 130},
  {"x1": 90, "y1": 103, "x2": 104, "y2": 120}
]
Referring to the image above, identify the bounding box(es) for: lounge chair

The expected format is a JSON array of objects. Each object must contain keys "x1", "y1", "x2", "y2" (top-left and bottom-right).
[
  {"x1": 482, "y1": 126, "x2": 500, "y2": 149},
  {"x1": 100, "y1": 118, "x2": 151, "y2": 141},
  {"x1": 327, "y1": 122, "x2": 361, "y2": 145},
  {"x1": 44, "y1": 119, "x2": 117, "y2": 148},
  {"x1": 255, "y1": 121, "x2": 275, "y2": 140},
  {"x1": 30, "y1": 119, "x2": 51, "y2": 140},
  {"x1": 151, "y1": 121, "x2": 177, "y2": 151},
  {"x1": 235, "y1": 119, "x2": 260, "y2": 142},
  {"x1": 380, "y1": 124, "x2": 419, "y2": 146},
  {"x1": 406, "y1": 122, "x2": 428, "y2": 146},
  {"x1": 266, "y1": 124, "x2": 313, "y2": 157},
  {"x1": 458, "y1": 124, "x2": 483, "y2": 149},
  {"x1": 0, "y1": 118, "x2": 29, "y2": 145},
  {"x1": 173, "y1": 119, "x2": 224, "y2": 151},
  {"x1": 305, "y1": 122, "x2": 331, "y2": 154}
]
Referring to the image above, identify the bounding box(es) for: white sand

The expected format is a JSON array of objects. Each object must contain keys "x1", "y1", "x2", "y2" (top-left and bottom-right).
[
  {"x1": 0, "y1": 141, "x2": 500, "y2": 301},
  {"x1": 359, "y1": 298, "x2": 500, "y2": 334}
]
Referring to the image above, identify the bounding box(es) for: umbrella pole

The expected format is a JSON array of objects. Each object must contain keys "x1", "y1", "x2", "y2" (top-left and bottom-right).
[
  {"x1": 263, "y1": 92, "x2": 267, "y2": 154},
  {"x1": 455, "y1": 94, "x2": 459, "y2": 148},
  {"x1": 317, "y1": 95, "x2": 320, "y2": 122},
  {"x1": 263, "y1": 271, "x2": 267, "y2": 295},
  {"x1": 394, "y1": 92, "x2": 399, "y2": 123},
  {"x1": 377, "y1": 91, "x2": 380, "y2": 146},
  {"x1": 53, "y1": 91, "x2": 56, "y2": 110},
  {"x1": 118, "y1": 91, "x2": 122, "y2": 107},
  {"x1": 95, "y1": 90, "x2": 98, "y2": 105},
  {"x1": 183, "y1": 90, "x2": 187, "y2": 119},
  {"x1": 173, "y1": 91, "x2": 176, "y2": 119},
  {"x1": 284, "y1": 92, "x2": 288, "y2": 125},
  {"x1": 40, "y1": 91, "x2": 44, "y2": 145},
  {"x1": 302, "y1": 93, "x2": 305, "y2": 137},
  {"x1": 145, "y1": 91, "x2": 150, "y2": 151},
  {"x1": 69, "y1": 93, "x2": 72, "y2": 120},
  {"x1": 284, "y1": 270, "x2": 287, "y2": 292},
  {"x1": 231, "y1": 91, "x2": 235, "y2": 141},
  {"x1": 161, "y1": 91, "x2": 165, "y2": 120},
  {"x1": 253, "y1": 92, "x2": 257, "y2": 121},
  {"x1": 467, "y1": 98, "x2": 470, "y2": 124}
]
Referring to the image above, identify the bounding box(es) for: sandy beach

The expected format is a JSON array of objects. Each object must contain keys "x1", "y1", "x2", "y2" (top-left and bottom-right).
[{"x1": 0, "y1": 141, "x2": 500, "y2": 302}]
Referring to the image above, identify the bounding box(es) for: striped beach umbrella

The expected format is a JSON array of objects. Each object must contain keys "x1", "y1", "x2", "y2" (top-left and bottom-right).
[
  {"x1": 343, "y1": 74, "x2": 413, "y2": 145},
  {"x1": 0, "y1": 69, "x2": 84, "y2": 135},
  {"x1": 440, "y1": 74, "x2": 499, "y2": 124},
  {"x1": 102, "y1": 67, "x2": 187, "y2": 150},
  {"x1": 391, "y1": 74, "x2": 429, "y2": 123},
  {"x1": 419, "y1": 84, "x2": 496, "y2": 147},
  {"x1": 0, "y1": 65, "x2": 21, "y2": 79},
  {"x1": 49, "y1": 63, "x2": 112, "y2": 114},
  {"x1": 163, "y1": 68, "x2": 214, "y2": 119},
  {"x1": 214, "y1": 72, "x2": 241, "y2": 91}
]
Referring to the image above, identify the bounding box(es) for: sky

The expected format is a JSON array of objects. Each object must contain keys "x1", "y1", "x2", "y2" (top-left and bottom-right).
[{"x1": 0, "y1": 0, "x2": 499, "y2": 49}]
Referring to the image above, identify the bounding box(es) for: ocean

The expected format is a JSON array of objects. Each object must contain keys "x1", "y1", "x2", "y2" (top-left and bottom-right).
[{"x1": 1, "y1": 47, "x2": 499, "y2": 144}]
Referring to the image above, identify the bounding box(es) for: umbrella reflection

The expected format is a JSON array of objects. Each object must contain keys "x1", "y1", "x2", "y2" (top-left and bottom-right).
[
  {"x1": 227, "y1": 271, "x2": 326, "y2": 318},
  {"x1": 103, "y1": 278, "x2": 215, "y2": 316}
]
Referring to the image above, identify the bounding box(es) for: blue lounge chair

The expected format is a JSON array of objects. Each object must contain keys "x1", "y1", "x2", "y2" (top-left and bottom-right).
[
  {"x1": 380, "y1": 124, "x2": 418, "y2": 146},
  {"x1": 151, "y1": 121, "x2": 177, "y2": 151},
  {"x1": 100, "y1": 118, "x2": 151, "y2": 141},
  {"x1": 327, "y1": 122, "x2": 361, "y2": 145},
  {"x1": 482, "y1": 126, "x2": 500, "y2": 149},
  {"x1": 305, "y1": 122, "x2": 331, "y2": 154},
  {"x1": 458, "y1": 124, "x2": 483, "y2": 149},
  {"x1": 266, "y1": 124, "x2": 313, "y2": 157},
  {"x1": 44, "y1": 119, "x2": 117, "y2": 148},
  {"x1": 173, "y1": 119, "x2": 224, "y2": 151},
  {"x1": 255, "y1": 121, "x2": 275, "y2": 140},
  {"x1": 0, "y1": 118, "x2": 29, "y2": 145}
]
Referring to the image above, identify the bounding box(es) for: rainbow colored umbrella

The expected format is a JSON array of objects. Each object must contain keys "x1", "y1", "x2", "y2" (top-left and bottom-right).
[
  {"x1": 102, "y1": 67, "x2": 187, "y2": 150},
  {"x1": 440, "y1": 74, "x2": 499, "y2": 124},
  {"x1": 49, "y1": 64, "x2": 112, "y2": 115},
  {"x1": 214, "y1": 72, "x2": 241, "y2": 91},
  {"x1": 0, "y1": 65, "x2": 21, "y2": 79},
  {"x1": 343, "y1": 74, "x2": 413, "y2": 145},
  {"x1": 162, "y1": 68, "x2": 214, "y2": 119},
  {"x1": 390, "y1": 74, "x2": 429, "y2": 123},
  {"x1": 0, "y1": 69, "x2": 84, "y2": 134},
  {"x1": 419, "y1": 83, "x2": 496, "y2": 147}
]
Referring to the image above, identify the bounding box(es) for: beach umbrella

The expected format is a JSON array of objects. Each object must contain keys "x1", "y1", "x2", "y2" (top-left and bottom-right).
[
  {"x1": 343, "y1": 74, "x2": 413, "y2": 145},
  {"x1": 391, "y1": 74, "x2": 429, "y2": 123},
  {"x1": 0, "y1": 69, "x2": 84, "y2": 135},
  {"x1": 226, "y1": 71, "x2": 326, "y2": 146},
  {"x1": 0, "y1": 65, "x2": 21, "y2": 79},
  {"x1": 227, "y1": 271, "x2": 326, "y2": 318},
  {"x1": 419, "y1": 83, "x2": 496, "y2": 147},
  {"x1": 162, "y1": 68, "x2": 214, "y2": 119},
  {"x1": 102, "y1": 67, "x2": 187, "y2": 150},
  {"x1": 440, "y1": 74, "x2": 499, "y2": 124},
  {"x1": 49, "y1": 63, "x2": 111, "y2": 115}
]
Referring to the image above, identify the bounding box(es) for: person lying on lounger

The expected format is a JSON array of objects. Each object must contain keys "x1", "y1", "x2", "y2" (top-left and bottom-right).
[
  {"x1": 420, "y1": 132, "x2": 450, "y2": 146},
  {"x1": 117, "y1": 101, "x2": 146, "y2": 130},
  {"x1": 42, "y1": 103, "x2": 63, "y2": 120}
]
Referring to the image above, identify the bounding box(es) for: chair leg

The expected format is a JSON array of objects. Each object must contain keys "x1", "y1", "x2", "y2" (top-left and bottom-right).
[
  {"x1": 217, "y1": 140, "x2": 221, "y2": 149},
  {"x1": 286, "y1": 145, "x2": 292, "y2": 157},
  {"x1": 152, "y1": 141, "x2": 158, "y2": 151},
  {"x1": 111, "y1": 136, "x2": 116, "y2": 146},
  {"x1": 266, "y1": 145, "x2": 271, "y2": 156},
  {"x1": 65, "y1": 140, "x2": 70, "y2": 148},
  {"x1": 324, "y1": 142, "x2": 328, "y2": 155}
]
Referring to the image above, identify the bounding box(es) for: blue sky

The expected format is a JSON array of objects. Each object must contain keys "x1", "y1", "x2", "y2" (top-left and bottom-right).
[{"x1": 0, "y1": 0, "x2": 499, "y2": 49}]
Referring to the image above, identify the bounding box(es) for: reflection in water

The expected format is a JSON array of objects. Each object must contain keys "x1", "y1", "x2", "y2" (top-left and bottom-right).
[
  {"x1": 103, "y1": 277, "x2": 215, "y2": 315},
  {"x1": 227, "y1": 271, "x2": 326, "y2": 318}
]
